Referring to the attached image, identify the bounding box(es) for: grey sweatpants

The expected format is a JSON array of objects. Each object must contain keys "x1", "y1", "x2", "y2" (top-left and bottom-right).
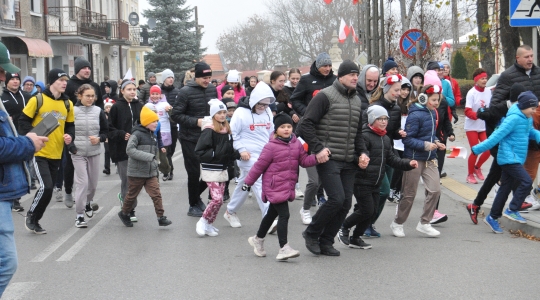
[
  {"x1": 395, "y1": 159, "x2": 440, "y2": 225},
  {"x1": 72, "y1": 154, "x2": 100, "y2": 215}
]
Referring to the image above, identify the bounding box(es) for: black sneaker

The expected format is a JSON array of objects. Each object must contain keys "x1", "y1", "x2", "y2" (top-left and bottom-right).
[
  {"x1": 12, "y1": 199, "x2": 24, "y2": 212},
  {"x1": 30, "y1": 183, "x2": 37, "y2": 190},
  {"x1": 75, "y1": 216, "x2": 88, "y2": 228},
  {"x1": 103, "y1": 169, "x2": 110, "y2": 175},
  {"x1": 90, "y1": 202, "x2": 99, "y2": 211},
  {"x1": 320, "y1": 245, "x2": 340, "y2": 256},
  {"x1": 302, "y1": 231, "x2": 321, "y2": 255},
  {"x1": 129, "y1": 210, "x2": 138, "y2": 222},
  {"x1": 85, "y1": 204, "x2": 94, "y2": 218},
  {"x1": 349, "y1": 236, "x2": 372, "y2": 249},
  {"x1": 158, "y1": 216, "x2": 172, "y2": 226},
  {"x1": 187, "y1": 206, "x2": 203, "y2": 217},
  {"x1": 25, "y1": 213, "x2": 36, "y2": 232},
  {"x1": 162, "y1": 173, "x2": 169, "y2": 181},
  {"x1": 33, "y1": 221, "x2": 47, "y2": 234},
  {"x1": 168, "y1": 172, "x2": 174, "y2": 180},
  {"x1": 118, "y1": 211, "x2": 133, "y2": 227},
  {"x1": 337, "y1": 227, "x2": 350, "y2": 246},
  {"x1": 196, "y1": 199, "x2": 207, "y2": 211},
  {"x1": 223, "y1": 189, "x2": 230, "y2": 202}
]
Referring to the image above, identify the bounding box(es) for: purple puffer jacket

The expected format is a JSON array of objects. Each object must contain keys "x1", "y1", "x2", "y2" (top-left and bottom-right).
[{"x1": 245, "y1": 134, "x2": 317, "y2": 204}]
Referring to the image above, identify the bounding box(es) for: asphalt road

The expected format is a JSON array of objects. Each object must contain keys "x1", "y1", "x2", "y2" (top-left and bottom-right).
[{"x1": 3, "y1": 146, "x2": 540, "y2": 299}]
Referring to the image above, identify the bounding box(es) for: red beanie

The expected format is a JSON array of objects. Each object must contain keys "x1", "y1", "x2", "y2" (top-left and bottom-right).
[{"x1": 150, "y1": 85, "x2": 161, "y2": 94}]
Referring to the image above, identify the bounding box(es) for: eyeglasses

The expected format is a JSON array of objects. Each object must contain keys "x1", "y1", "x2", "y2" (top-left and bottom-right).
[
  {"x1": 376, "y1": 117, "x2": 389, "y2": 122},
  {"x1": 24, "y1": 82, "x2": 34, "y2": 86},
  {"x1": 256, "y1": 103, "x2": 270, "y2": 107}
]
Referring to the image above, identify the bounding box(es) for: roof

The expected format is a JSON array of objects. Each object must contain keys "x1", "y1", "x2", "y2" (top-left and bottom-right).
[{"x1": 202, "y1": 54, "x2": 226, "y2": 72}]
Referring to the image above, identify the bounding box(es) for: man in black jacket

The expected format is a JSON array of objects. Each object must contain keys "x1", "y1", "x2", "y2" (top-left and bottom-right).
[
  {"x1": 299, "y1": 60, "x2": 369, "y2": 256},
  {"x1": 139, "y1": 72, "x2": 158, "y2": 103},
  {"x1": 491, "y1": 45, "x2": 540, "y2": 105},
  {"x1": 171, "y1": 62, "x2": 217, "y2": 217},
  {"x1": 65, "y1": 57, "x2": 103, "y2": 109},
  {"x1": 160, "y1": 68, "x2": 179, "y2": 181}
]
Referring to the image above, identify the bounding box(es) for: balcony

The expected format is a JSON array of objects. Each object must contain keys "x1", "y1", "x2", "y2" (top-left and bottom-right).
[
  {"x1": 106, "y1": 20, "x2": 130, "y2": 44},
  {"x1": 0, "y1": 6, "x2": 21, "y2": 29},
  {"x1": 129, "y1": 27, "x2": 152, "y2": 47},
  {"x1": 47, "y1": 6, "x2": 107, "y2": 39}
]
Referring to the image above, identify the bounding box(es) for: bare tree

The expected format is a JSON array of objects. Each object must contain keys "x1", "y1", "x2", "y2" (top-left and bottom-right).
[{"x1": 476, "y1": 0, "x2": 495, "y2": 75}]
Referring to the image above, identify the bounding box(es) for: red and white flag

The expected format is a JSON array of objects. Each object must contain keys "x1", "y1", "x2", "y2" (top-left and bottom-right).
[
  {"x1": 440, "y1": 41, "x2": 451, "y2": 53},
  {"x1": 350, "y1": 24, "x2": 359, "y2": 44},
  {"x1": 338, "y1": 18, "x2": 350, "y2": 43},
  {"x1": 447, "y1": 146, "x2": 467, "y2": 159},
  {"x1": 353, "y1": 0, "x2": 359, "y2": 4},
  {"x1": 324, "y1": 0, "x2": 332, "y2": 4}
]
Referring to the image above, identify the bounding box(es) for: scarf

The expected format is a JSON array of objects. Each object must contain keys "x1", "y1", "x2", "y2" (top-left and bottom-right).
[{"x1": 369, "y1": 124, "x2": 387, "y2": 136}]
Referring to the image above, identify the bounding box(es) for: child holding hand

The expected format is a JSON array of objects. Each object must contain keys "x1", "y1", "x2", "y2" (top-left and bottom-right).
[{"x1": 245, "y1": 113, "x2": 318, "y2": 261}]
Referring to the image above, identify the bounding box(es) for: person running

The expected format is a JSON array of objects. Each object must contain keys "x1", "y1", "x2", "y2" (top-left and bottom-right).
[
  {"x1": 472, "y1": 91, "x2": 540, "y2": 233},
  {"x1": 70, "y1": 84, "x2": 108, "y2": 228},
  {"x1": 464, "y1": 68, "x2": 492, "y2": 184},
  {"x1": 117, "y1": 106, "x2": 172, "y2": 227},
  {"x1": 195, "y1": 99, "x2": 239, "y2": 237},
  {"x1": 223, "y1": 82, "x2": 276, "y2": 228},
  {"x1": 391, "y1": 84, "x2": 445, "y2": 238},
  {"x1": 246, "y1": 113, "x2": 318, "y2": 260},
  {"x1": 19, "y1": 69, "x2": 75, "y2": 234}
]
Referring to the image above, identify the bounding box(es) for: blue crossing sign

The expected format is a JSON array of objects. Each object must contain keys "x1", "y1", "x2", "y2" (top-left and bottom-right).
[{"x1": 510, "y1": 0, "x2": 540, "y2": 26}]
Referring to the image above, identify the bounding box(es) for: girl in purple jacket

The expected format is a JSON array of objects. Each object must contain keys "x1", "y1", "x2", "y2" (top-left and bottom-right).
[{"x1": 245, "y1": 113, "x2": 318, "y2": 261}]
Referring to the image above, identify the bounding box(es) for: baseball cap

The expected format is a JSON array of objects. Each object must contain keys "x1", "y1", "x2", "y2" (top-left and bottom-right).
[{"x1": 0, "y1": 42, "x2": 21, "y2": 74}]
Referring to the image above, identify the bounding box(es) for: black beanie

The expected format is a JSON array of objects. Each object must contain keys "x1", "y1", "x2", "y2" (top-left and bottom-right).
[
  {"x1": 382, "y1": 57, "x2": 398, "y2": 74},
  {"x1": 221, "y1": 85, "x2": 234, "y2": 96},
  {"x1": 5, "y1": 72, "x2": 20, "y2": 84},
  {"x1": 337, "y1": 60, "x2": 359, "y2": 78},
  {"x1": 273, "y1": 112, "x2": 293, "y2": 132},
  {"x1": 48, "y1": 68, "x2": 69, "y2": 85},
  {"x1": 194, "y1": 62, "x2": 212, "y2": 78},
  {"x1": 509, "y1": 83, "x2": 527, "y2": 103},
  {"x1": 74, "y1": 57, "x2": 91, "y2": 74},
  {"x1": 426, "y1": 61, "x2": 440, "y2": 71}
]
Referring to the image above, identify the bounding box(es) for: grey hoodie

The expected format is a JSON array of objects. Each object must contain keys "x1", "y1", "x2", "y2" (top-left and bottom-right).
[
  {"x1": 406, "y1": 65, "x2": 424, "y2": 82},
  {"x1": 356, "y1": 64, "x2": 380, "y2": 109}
]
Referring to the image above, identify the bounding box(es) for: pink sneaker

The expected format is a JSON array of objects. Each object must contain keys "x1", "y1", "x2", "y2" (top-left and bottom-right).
[
  {"x1": 467, "y1": 174, "x2": 477, "y2": 184},
  {"x1": 430, "y1": 210, "x2": 448, "y2": 224},
  {"x1": 473, "y1": 167, "x2": 485, "y2": 180}
]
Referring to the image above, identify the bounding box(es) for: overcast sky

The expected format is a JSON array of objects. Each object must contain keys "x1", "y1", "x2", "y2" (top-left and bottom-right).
[{"x1": 139, "y1": 0, "x2": 267, "y2": 54}]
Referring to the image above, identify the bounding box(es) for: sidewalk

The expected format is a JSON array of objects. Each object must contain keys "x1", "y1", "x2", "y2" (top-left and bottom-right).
[{"x1": 440, "y1": 109, "x2": 540, "y2": 236}]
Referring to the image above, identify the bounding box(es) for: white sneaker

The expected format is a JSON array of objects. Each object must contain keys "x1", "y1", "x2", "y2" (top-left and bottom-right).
[
  {"x1": 205, "y1": 223, "x2": 219, "y2": 237},
  {"x1": 196, "y1": 218, "x2": 207, "y2": 236},
  {"x1": 276, "y1": 244, "x2": 300, "y2": 260},
  {"x1": 223, "y1": 211, "x2": 242, "y2": 228},
  {"x1": 54, "y1": 187, "x2": 63, "y2": 202},
  {"x1": 390, "y1": 221, "x2": 405, "y2": 237},
  {"x1": 295, "y1": 188, "x2": 304, "y2": 198},
  {"x1": 530, "y1": 200, "x2": 540, "y2": 211},
  {"x1": 267, "y1": 220, "x2": 278, "y2": 234},
  {"x1": 416, "y1": 222, "x2": 440, "y2": 236},
  {"x1": 300, "y1": 207, "x2": 312, "y2": 225}
]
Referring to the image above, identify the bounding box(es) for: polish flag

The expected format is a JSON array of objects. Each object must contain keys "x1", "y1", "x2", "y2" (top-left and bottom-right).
[
  {"x1": 350, "y1": 24, "x2": 359, "y2": 43},
  {"x1": 353, "y1": 0, "x2": 359, "y2": 4},
  {"x1": 324, "y1": 0, "x2": 332, "y2": 4},
  {"x1": 338, "y1": 19, "x2": 350, "y2": 43},
  {"x1": 447, "y1": 146, "x2": 467, "y2": 159},
  {"x1": 440, "y1": 41, "x2": 451, "y2": 53}
]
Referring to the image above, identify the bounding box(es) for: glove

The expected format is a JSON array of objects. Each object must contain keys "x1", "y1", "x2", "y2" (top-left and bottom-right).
[
  {"x1": 242, "y1": 184, "x2": 251, "y2": 192},
  {"x1": 452, "y1": 111, "x2": 459, "y2": 124}
]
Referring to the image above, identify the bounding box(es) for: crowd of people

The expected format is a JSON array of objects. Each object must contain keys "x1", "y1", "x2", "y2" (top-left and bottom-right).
[{"x1": 2, "y1": 39, "x2": 540, "y2": 296}]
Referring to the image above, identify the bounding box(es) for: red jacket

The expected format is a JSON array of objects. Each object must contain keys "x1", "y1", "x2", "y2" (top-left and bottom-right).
[{"x1": 445, "y1": 76, "x2": 462, "y2": 106}]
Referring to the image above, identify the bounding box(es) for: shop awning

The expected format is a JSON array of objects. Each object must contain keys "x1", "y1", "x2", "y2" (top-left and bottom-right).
[{"x1": 17, "y1": 37, "x2": 54, "y2": 58}]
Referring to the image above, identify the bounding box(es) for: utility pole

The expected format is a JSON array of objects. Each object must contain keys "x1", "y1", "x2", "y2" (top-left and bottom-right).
[{"x1": 451, "y1": 0, "x2": 459, "y2": 60}]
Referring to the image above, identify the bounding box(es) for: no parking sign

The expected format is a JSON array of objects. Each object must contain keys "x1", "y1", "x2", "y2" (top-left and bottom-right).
[{"x1": 399, "y1": 29, "x2": 430, "y2": 59}]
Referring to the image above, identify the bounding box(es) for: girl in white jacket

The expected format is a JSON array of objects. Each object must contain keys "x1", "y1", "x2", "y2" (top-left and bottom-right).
[{"x1": 224, "y1": 82, "x2": 276, "y2": 228}]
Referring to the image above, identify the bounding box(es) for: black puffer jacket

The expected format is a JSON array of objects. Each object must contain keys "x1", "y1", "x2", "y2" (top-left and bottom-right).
[
  {"x1": 363, "y1": 95, "x2": 402, "y2": 141},
  {"x1": 356, "y1": 125, "x2": 413, "y2": 186},
  {"x1": 290, "y1": 61, "x2": 336, "y2": 116},
  {"x1": 107, "y1": 97, "x2": 144, "y2": 163},
  {"x1": 171, "y1": 80, "x2": 217, "y2": 142},
  {"x1": 139, "y1": 81, "x2": 158, "y2": 105},
  {"x1": 435, "y1": 95, "x2": 454, "y2": 144},
  {"x1": 161, "y1": 83, "x2": 179, "y2": 126},
  {"x1": 1, "y1": 88, "x2": 31, "y2": 130},
  {"x1": 195, "y1": 126, "x2": 240, "y2": 170},
  {"x1": 66, "y1": 75, "x2": 103, "y2": 109},
  {"x1": 491, "y1": 62, "x2": 540, "y2": 105}
]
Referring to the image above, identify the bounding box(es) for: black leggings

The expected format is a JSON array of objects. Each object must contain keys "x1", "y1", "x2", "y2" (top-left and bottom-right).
[
  {"x1": 257, "y1": 201, "x2": 290, "y2": 248},
  {"x1": 390, "y1": 150, "x2": 404, "y2": 192}
]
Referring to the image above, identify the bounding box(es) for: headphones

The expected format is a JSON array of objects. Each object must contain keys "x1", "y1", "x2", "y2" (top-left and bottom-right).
[
  {"x1": 418, "y1": 93, "x2": 428, "y2": 105},
  {"x1": 418, "y1": 85, "x2": 442, "y2": 105}
]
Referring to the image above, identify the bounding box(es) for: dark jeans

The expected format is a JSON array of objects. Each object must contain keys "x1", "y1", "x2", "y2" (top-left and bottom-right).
[
  {"x1": 180, "y1": 139, "x2": 207, "y2": 206},
  {"x1": 29, "y1": 157, "x2": 61, "y2": 221},
  {"x1": 167, "y1": 124, "x2": 178, "y2": 173},
  {"x1": 257, "y1": 201, "x2": 290, "y2": 248},
  {"x1": 104, "y1": 142, "x2": 110, "y2": 171},
  {"x1": 55, "y1": 150, "x2": 65, "y2": 189},
  {"x1": 435, "y1": 148, "x2": 447, "y2": 209},
  {"x1": 474, "y1": 158, "x2": 502, "y2": 207},
  {"x1": 305, "y1": 160, "x2": 355, "y2": 246},
  {"x1": 55, "y1": 147, "x2": 74, "y2": 194},
  {"x1": 343, "y1": 184, "x2": 380, "y2": 237},
  {"x1": 490, "y1": 163, "x2": 532, "y2": 219},
  {"x1": 373, "y1": 166, "x2": 393, "y2": 224}
]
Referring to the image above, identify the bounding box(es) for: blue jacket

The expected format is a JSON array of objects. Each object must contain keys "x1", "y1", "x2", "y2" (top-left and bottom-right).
[
  {"x1": 473, "y1": 104, "x2": 540, "y2": 165},
  {"x1": 442, "y1": 79, "x2": 455, "y2": 107},
  {"x1": 403, "y1": 103, "x2": 438, "y2": 161},
  {"x1": 0, "y1": 109, "x2": 35, "y2": 201}
]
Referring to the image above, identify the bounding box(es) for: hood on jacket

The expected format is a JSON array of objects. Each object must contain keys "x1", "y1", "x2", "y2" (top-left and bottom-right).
[
  {"x1": 69, "y1": 74, "x2": 92, "y2": 85},
  {"x1": 249, "y1": 82, "x2": 276, "y2": 108},
  {"x1": 35, "y1": 81, "x2": 46, "y2": 91},
  {"x1": 409, "y1": 102, "x2": 429, "y2": 114},
  {"x1": 407, "y1": 66, "x2": 424, "y2": 82},
  {"x1": 309, "y1": 61, "x2": 335, "y2": 79},
  {"x1": 401, "y1": 77, "x2": 412, "y2": 90},
  {"x1": 107, "y1": 80, "x2": 118, "y2": 97},
  {"x1": 507, "y1": 102, "x2": 529, "y2": 120},
  {"x1": 357, "y1": 64, "x2": 380, "y2": 94},
  {"x1": 147, "y1": 94, "x2": 167, "y2": 104}
]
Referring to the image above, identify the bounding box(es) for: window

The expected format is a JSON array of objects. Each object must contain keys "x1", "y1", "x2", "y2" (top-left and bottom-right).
[{"x1": 30, "y1": 0, "x2": 41, "y2": 14}]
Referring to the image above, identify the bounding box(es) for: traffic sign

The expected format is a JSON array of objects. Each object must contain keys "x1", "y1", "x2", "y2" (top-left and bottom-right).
[
  {"x1": 399, "y1": 29, "x2": 430, "y2": 59},
  {"x1": 510, "y1": 0, "x2": 540, "y2": 26}
]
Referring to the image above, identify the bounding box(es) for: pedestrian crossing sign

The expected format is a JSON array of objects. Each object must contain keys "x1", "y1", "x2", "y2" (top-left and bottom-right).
[{"x1": 511, "y1": 0, "x2": 540, "y2": 26}]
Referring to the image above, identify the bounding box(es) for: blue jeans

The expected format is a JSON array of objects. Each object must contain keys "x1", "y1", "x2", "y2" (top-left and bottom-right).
[
  {"x1": 0, "y1": 200, "x2": 17, "y2": 297},
  {"x1": 490, "y1": 163, "x2": 532, "y2": 219}
]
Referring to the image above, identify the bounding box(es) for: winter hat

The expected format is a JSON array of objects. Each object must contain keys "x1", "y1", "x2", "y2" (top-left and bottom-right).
[
  {"x1": 517, "y1": 91, "x2": 539, "y2": 110},
  {"x1": 104, "y1": 98, "x2": 115, "y2": 108},
  {"x1": 161, "y1": 69, "x2": 174, "y2": 80},
  {"x1": 150, "y1": 85, "x2": 161, "y2": 94},
  {"x1": 48, "y1": 68, "x2": 69, "y2": 85},
  {"x1": 35, "y1": 81, "x2": 45, "y2": 91},
  {"x1": 440, "y1": 60, "x2": 450, "y2": 67},
  {"x1": 0, "y1": 41, "x2": 20, "y2": 74},
  {"x1": 425, "y1": 61, "x2": 441, "y2": 71},
  {"x1": 147, "y1": 72, "x2": 156, "y2": 79},
  {"x1": 382, "y1": 57, "x2": 399, "y2": 75},
  {"x1": 140, "y1": 105, "x2": 159, "y2": 127},
  {"x1": 401, "y1": 77, "x2": 412, "y2": 90},
  {"x1": 423, "y1": 70, "x2": 442, "y2": 88},
  {"x1": 121, "y1": 80, "x2": 136, "y2": 90},
  {"x1": 23, "y1": 75, "x2": 35, "y2": 85},
  {"x1": 315, "y1": 52, "x2": 332, "y2": 69},
  {"x1": 382, "y1": 74, "x2": 402, "y2": 94},
  {"x1": 227, "y1": 70, "x2": 240, "y2": 83},
  {"x1": 74, "y1": 57, "x2": 91, "y2": 74},
  {"x1": 208, "y1": 99, "x2": 227, "y2": 118},
  {"x1": 5, "y1": 72, "x2": 20, "y2": 83},
  {"x1": 510, "y1": 83, "x2": 527, "y2": 103},
  {"x1": 194, "y1": 62, "x2": 212, "y2": 78},
  {"x1": 367, "y1": 105, "x2": 389, "y2": 125},
  {"x1": 273, "y1": 112, "x2": 293, "y2": 132},
  {"x1": 337, "y1": 60, "x2": 360, "y2": 78},
  {"x1": 221, "y1": 85, "x2": 234, "y2": 95},
  {"x1": 222, "y1": 97, "x2": 237, "y2": 109},
  {"x1": 144, "y1": 102, "x2": 157, "y2": 112}
]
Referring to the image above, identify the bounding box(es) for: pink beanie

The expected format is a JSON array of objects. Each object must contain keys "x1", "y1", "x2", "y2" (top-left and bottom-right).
[{"x1": 423, "y1": 70, "x2": 442, "y2": 90}]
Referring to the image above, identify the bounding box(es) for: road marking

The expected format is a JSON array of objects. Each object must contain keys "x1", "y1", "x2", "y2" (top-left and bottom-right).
[
  {"x1": 2, "y1": 282, "x2": 40, "y2": 300},
  {"x1": 441, "y1": 177, "x2": 478, "y2": 201},
  {"x1": 30, "y1": 227, "x2": 79, "y2": 262},
  {"x1": 56, "y1": 206, "x2": 117, "y2": 262}
]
